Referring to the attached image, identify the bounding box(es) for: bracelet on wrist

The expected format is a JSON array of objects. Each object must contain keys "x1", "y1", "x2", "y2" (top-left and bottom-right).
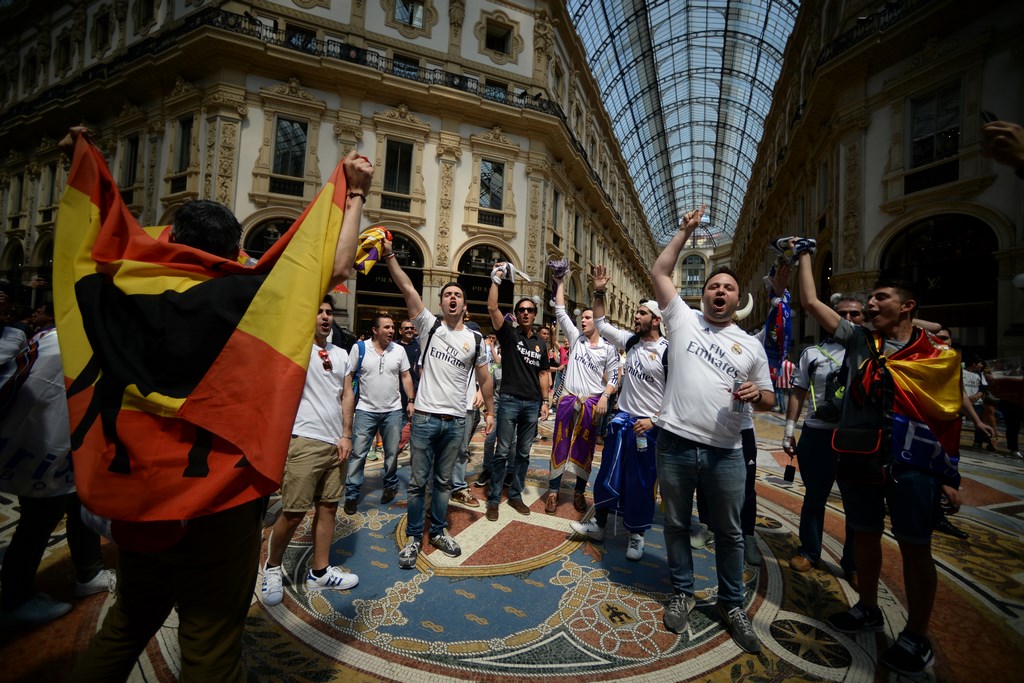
[
  {"x1": 383, "y1": 252, "x2": 396, "y2": 260},
  {"x1": 346, "y1": 192, "x2": 366, "y2": 203},
  {"x1": 593, "y1": 290, "x2": 606, "y2": 298},
  {"x1": 341, "y1": 435, "x2": 353, "y2": 440}
]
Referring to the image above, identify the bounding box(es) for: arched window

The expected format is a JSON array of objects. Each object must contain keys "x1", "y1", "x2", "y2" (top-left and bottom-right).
[
  {"x1": 681, "y1": 254, "x2": 705, "y2": 297},
  {"x1": 881, "y1": 214, "x2": 997, "y2": 357},
  {"x1": 242, "y1": 217, "x2": 293, "y2": 261},
  {"x1": 457, "y1": 245, "x2": 513, "y2": 323}
]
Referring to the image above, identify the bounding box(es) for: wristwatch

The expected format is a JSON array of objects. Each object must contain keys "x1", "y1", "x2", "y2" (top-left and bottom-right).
[{"x1": 650, "y1": 414, "x2": 660, "y2": 425}]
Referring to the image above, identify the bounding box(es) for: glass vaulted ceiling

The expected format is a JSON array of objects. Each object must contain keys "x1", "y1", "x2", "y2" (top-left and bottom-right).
[{"x1": 567, "y1": 0, "x2": 800, "y2": 246}]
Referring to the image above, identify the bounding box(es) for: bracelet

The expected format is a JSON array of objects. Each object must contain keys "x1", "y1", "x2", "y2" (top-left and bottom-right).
[
  {"x1": 346, "y1": 192, "x2": 366, "y2": 202},
  {"x1": 341, "y1": 435, "x2": 353, "y2": 440},
  {"x1": 408, "y1": 397, "x2": 415, "y2": 402},
  {"x1": 383, "y1": 252, "x2": 396, "y2": 260},
  {"x1": 754, "y1": 390, "x2": 763, "y2": 404},
  {"x1": 593, "y1": 290, "x2": 606, "y2": 298}
]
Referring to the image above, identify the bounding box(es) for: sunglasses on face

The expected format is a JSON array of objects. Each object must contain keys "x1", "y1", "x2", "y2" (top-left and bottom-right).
[
  {"x1": 516, "y1": 307, "x2": 536, "y2": 314},
  {"x1": 318, "y1": 349, "x2": 333, "y2": 372},
  {"x1": 838, "y1": 310, "x2": 863, "y2": 319},
  {"x1": 401, "y1": 326, "x2": 415, "y2": 331}
]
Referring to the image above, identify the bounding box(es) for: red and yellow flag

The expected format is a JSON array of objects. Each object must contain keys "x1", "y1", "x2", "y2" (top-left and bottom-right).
[{"x1": 54, "y1": 135, "x2": 349, "y2": 522}]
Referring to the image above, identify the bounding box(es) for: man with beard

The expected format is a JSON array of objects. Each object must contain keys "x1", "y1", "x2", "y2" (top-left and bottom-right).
[
  {"x1": 384, "y1": 239, "x2": 494, "y2": 569},
  {"x1": 484, "y1": 266, "x2": 550, "y2": 521},
  {"x1": 262, "y1": 299, "x2": 359, "y2": 606},
  {"x1": 342, "y1": 315, "x2": 415, "y2": 513},
  {"x1": 650, "y1": 207, "x2": 774, "y2": 654},
  {"x1": 545, "y1": 273, "x2": 619, "y2": 515},
  {"x1": 568, "y1": 265, "x2": 667, "y2": 561}
]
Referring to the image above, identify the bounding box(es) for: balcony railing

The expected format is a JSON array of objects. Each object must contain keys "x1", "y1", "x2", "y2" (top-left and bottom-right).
[
  {"x1": 816, "y1": 0, "x2": 932, "y2": 69},
  {"x1": 381, "y1": 194, "x2": 411, "y2": 212},
  {"x1": 478, "y1": 210, "x2": 505, "y2": 227}
]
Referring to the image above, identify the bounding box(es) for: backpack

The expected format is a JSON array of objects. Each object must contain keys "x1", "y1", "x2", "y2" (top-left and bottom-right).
[{"x1": 351, "y1": 340, "x2": 366, "y2": 402}]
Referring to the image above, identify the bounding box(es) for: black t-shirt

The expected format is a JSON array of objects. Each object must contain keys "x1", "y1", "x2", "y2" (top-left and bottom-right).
[{"x1": 496, "y1": 323, "x2": 550, "y2": 400}]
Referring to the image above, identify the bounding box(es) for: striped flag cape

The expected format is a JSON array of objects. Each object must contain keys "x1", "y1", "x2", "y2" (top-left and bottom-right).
[
  {"x1": 852, "y1": 328, "x2": 963, "y2": 485},
  {"x1": 54, "y1": 135, "x2": 350, "y2": 522}
]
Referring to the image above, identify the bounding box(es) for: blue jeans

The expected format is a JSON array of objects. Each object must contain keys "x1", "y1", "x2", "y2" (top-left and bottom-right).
[
  {"x1": 488, "y1": 395, "x2": 541, "y2": 505},
  {"x1": 452, "y1": 409, "x2": 481, "y2": 492},
  {"x1": 796, "y1": 424, "x2": 855, "y2": 572},
  {"x1": 656, "y1": 429, "x2": 746, "y2": 606},
  {"x1": 406, "y1": 412, "x2": 465, "y2": 539},
  {"x1": 346, "y1": 409, "x2": 403, "y2": 500}
]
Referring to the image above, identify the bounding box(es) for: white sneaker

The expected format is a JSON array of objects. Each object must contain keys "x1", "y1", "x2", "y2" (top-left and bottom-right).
[
  {"x1": 261, "y1": 563, "x2": 285, "y2": 606},
  {"x1": 568, "y1": 519, "x2": 606, "y2": 541},
  {"x1": 626, "y1": 533, "x2": 645, "y2": 561},
  {"x1": 0, "y1": 593, "x2": 72, "y2": 626},
  {"x1": 74, "y1": 568, "x2": 116, "y2": 597},
  {"x1": 305, "y1": 566, "x2": 358, "y2": 592},
  {"x1": 690, "y1": 522, "x2": 710, "y2": 548}
]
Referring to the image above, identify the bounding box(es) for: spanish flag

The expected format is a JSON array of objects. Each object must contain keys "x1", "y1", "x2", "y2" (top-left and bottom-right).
[
  {"x1": 853, "y1": 328, "x2": 963, "y2": 485},
  {"x1": 54, "y1": 135, "x2": 349, "y2": 522}
]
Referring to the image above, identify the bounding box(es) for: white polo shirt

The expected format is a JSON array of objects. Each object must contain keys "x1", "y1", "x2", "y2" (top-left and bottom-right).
[{"x1": 348, "y1": 340, "x2": 410, "y2": 413}]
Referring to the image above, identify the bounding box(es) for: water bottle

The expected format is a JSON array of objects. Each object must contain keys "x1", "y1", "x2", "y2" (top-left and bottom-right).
[{"x1": 636, "y1": 433, "x2": 648, "y2": 451}]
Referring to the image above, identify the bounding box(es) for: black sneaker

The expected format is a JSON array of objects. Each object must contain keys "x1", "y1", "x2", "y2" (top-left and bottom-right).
[
  {"x1": 473, "y1": 471, "x2": 491, "y2": 488},
  {"x1": 827, "y1": 602, "x2": 884, "y2": 634},
  {"x1": 716, "y1": 603, "x2": 761, "y2": 654},
  {"x1": 880, "y1": 630, "x2": 934, "y2": 677}
]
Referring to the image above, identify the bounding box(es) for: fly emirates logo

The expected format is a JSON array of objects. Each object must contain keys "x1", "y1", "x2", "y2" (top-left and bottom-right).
[{"x1": 685, "y1": 340, "x2": 740, "y2": 380}]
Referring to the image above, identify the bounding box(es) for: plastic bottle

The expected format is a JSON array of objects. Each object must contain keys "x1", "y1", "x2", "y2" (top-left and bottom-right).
[{"x1": 636, "y1": 433, "x2": 648, "y2": 451}]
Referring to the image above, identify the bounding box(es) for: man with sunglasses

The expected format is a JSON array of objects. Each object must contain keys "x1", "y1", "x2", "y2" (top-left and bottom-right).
[
  {"x1": 342, "y1": 315, "x2": 415, "y2": 514},
  {"x1": 484, "y1": 269, "x2": 551, "y2": 521},
  {"x1": 262, "y1": 298, "x2": 359, "y2": 606},
  {"x1": 782, "y1": 296, "x2": 864, "y2": 586},
  {"x1": 383, "y1": 240, "x2": 494, "y2": 569}
]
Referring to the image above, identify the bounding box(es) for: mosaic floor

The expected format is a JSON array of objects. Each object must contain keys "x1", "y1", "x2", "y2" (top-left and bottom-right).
[{"x1": 2, "y1": 412, "x2": 1023, "y2": 682}]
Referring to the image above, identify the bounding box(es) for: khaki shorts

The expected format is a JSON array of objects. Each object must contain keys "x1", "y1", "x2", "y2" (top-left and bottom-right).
[{"x1": 280, "y1": 436, "x2": 344, "y2": 511}]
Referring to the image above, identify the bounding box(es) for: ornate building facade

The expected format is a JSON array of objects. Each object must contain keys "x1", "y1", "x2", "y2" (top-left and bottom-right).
[
  {"x1": 729, "y1": 0, "x2": 1022, "y2": 359},
  {"x1": 0, "y1": 0, "x2": 662, "y2": 334}
]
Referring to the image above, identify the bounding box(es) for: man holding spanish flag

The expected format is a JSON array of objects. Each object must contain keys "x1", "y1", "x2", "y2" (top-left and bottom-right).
[
  {"x1": 795, "y1": 242, "x2": 963, "y2": 678},
  {"x1": 56, "y1": 127, "x2": 372, "y2": 681}
]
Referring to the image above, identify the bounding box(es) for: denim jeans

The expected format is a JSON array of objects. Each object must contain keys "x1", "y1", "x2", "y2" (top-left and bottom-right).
[
  {"x1": 488, "y1": 394, "x2": 541, "y2": 505},
  {"x1": 346, "y1": 409, "x2": 403, "y2": 500},
  {"x1": 656, "y1": 429, "x2": 746, "y2": 606},
  {"x1": 451, "y1": 409, "x2": 481, "y2": 492},
  {"x1": 796, "y1": 424, "x2": 855, "y2": 572},
  {"x1": 406, "y1": 412, "x2": 465, "y2": 539}
]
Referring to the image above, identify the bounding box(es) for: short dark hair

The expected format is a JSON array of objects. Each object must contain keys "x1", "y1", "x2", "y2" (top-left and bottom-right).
[
  {"x1": 873, "y1": 277, "x2": 918, "y2": 315},
  {"x1": 171, "y1": 200, "x2": 243, "y2": 259},
  {"x1": 439, "y1": 281, "x2": 465, "y2": 299},
  {"x1": 514, "y1": 297, "x2": 535, "y2": 311},
  {"x1": 372, "y1": 314, "x2": 392, "y2": 329},
  {"x1": 322, "y1": 295, "x2": 334, "y2": 306},
  {"x1": 702, "y1": 266, "x2": 741, "y2": 295}
]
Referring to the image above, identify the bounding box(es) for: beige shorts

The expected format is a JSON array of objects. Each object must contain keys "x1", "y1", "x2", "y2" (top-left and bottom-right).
[{"x1": 280, "y1": 436, "x2": 344, "y2": 511}]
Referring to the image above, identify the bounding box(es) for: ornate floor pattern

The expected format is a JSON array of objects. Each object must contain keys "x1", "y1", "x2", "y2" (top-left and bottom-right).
[{"x1": 1, "y1": 413, "x2": 1022, "y2": 682}]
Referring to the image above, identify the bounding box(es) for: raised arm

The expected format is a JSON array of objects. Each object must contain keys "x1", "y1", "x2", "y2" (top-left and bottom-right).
[
  {"x1": 796, "y1": 248, "x2": 840, "y2": 335},
  {"x1": 487, "y1": 262, "x2": 507, "y2": 331},
  {"x1": 652, "y1": 206, "x2": 704, "y2": 308},
  {"x1": 591, "y1": 265, "x2": 608, "y2": 320},
  {"x1": 331, "y1": 152, "x2": 373, "y2": 288},
  {"x1": 383, "y1": 237, "x2": 424, "y2": 319}
]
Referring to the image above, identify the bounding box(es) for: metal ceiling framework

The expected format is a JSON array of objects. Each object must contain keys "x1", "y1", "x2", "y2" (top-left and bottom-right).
[{"x1": 567, "y1": 0, "x2": 800, "y2": 246}]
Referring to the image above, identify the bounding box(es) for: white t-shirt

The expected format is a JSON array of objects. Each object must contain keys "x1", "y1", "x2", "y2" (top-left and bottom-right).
[
  {"x1": 0, "y1": 326, "x2": 27, "y2": 364},
  {"x1": 292, "y1": 342, "x2": 352, "y2": 444},
  {"x1": 962, "y1": 369, "x2": 985, "y2": 406},
  {"x1": 595, "y1": 316, "x2": 667, "y2": 417},
  {"x1": 412, "y1": 308, "x2": 486, "y2": 416},
  {"x1": 660, "y1": 296, "x2": 773, "y2": 449},
  {"x1": 348, "y1": 340, "x2": 410, "y2": 413},
  {"x1": 792, "y1": 340, "x2": 846, "y2": 429},
  {"x1": 556, "y1": 306, "x2": 619, "y2": 397}
]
